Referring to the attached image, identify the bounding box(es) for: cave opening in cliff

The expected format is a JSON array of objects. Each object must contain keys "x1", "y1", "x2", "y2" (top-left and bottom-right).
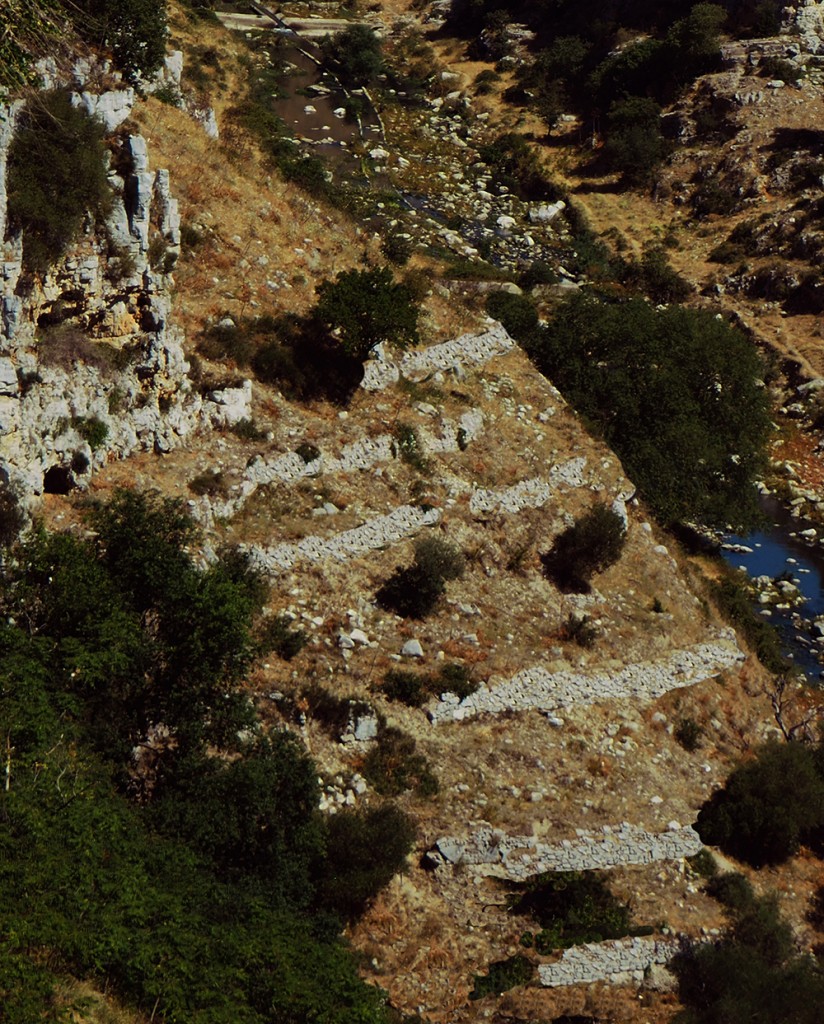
[{"x1": 43, "y1": 466, "x2": 74, "y2": 495}]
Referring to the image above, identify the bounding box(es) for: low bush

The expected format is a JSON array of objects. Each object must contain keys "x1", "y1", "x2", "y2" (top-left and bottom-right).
[
  {"x1": 377, "y1": 537, "x2": 466, "y2": 618},
  {"x1": 509, "y1": 871, "x2": 636, "y2": 952},
  {"x1": 361, "y1": 726, "x2": 438, "y2": 797},
  {"x1": 392, "y1": 423, "x2": 428, "y2": 472},
  {"x1": 316, "y1": 805, "x2": 416, "y2": 922},
  {"x1": 557, "y1": 613, "x2": 598, "y2": 649},
  {"x1": 257, "y1": 614, "x2": 307, "y2": 661},
  {"x1": 73, "y1": 416, "x2": 108, "y2": 450},
  {"x1": 470, "y1": 956, "x2": 533, "y2": 1000},
  {"x1": 295, "y1": 442, "x2": 321, "y2": 464},
  {"x1": 381, "y1": 662, "x2": 477, "y2": 706},
  {"x1": 706, "y1": 872, "x2": 755, "y2": 913},
  {"x1": 541, "y1": 503, "x2": 625, "y2": 594},
  {"x1": 0, "y1": 486, "x2": 24, "y2": 548},
  {"x1": 188, "y1": 470, "x2": 226, "y2": 497},
  {"x1": 675, "y1": 716, "x2": 704, "y2": 752}
]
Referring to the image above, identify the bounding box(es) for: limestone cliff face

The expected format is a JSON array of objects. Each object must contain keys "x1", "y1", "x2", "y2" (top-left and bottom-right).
[{"x1": 0, "y1": 57, "x2": 244, "y2": 502}]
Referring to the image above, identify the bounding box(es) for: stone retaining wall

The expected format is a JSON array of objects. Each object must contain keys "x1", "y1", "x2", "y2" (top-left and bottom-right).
[
  {"x1": 433, "y1": 823, "x2": 702, "y2": 879},
  {"x1": 470, "y1": 459, "x2": 588, "y2": 516},
  {"x1": 538, "y1": 936, "x2": 680, "y2": 988},
  {"x1": 361, "y1": 323, "x2": 515, "y2": 391},
  {"x1": 245, "y1": 503, "x2": 441, "y2": 574},
  {"x1": 430, "y1": 631, "x2": 743, "y2": 722},
  {"x1": 192, "y1": 410, "x2": 485, "y2": 526}
]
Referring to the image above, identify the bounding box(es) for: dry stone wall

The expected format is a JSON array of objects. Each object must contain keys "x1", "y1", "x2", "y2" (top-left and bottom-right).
[
  {"x1": 429, "y1": 630, "x2": 743, "y2": 722},
  {"x1": 470, "y1": 460, "x2": 588, "y2": 516},
  {"x1": 432, "y1": 822, "x2": 702, "y2": 879},
  {"x1": 538, "y1": 937, "x2": 680, "y2": 988},
  {"x1": 361, "y1": 322, "x2": 516, "y2": 391},
  {"x1": 245, "y1": 503, "x2": 441, "y2": 574}
]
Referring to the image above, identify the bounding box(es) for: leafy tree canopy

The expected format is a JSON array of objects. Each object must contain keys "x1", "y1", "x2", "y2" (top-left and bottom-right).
[
  {"x1": 321, "y1": 24, "x2": 383, "y2": 87},
  {"x1": 62, "y1": 0, "x2": 168, "y2": 81},
  {"x1": 7, "y1": 90, "x2": 111, "y2": 275},
  {"x1": 695, "y1": 740, "x2": 824, "y2": 866},
  {"x1": 522, "y1": 293, "x2": 771, "y2": 530},
  {"x1": 314, "y1": 267, "x2": 420, "y2": 361}
]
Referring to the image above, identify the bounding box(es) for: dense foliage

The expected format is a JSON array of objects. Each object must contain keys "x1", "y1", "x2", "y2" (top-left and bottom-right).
[
  {"x1": 7, "y1": 90, "x2": 111, "y2": 275},
  {"x1": 314, "y1": 267, "x2": 420, "y2": 361},
  {"x1": 520, "y1": 294, "x2": 771, "y2": 529},
  {"x1": 377, "y1": 536, "x2": 466, "y2": 619},
  {"x1": 696, "y1": 740, "x2": 824, "y2": 866},
  {"x1": 510, "y1": 871, "x2": 641, "y2": 953},
  {"x1": 61, "y1": 0, "x2": 168, "y2": 81},
  {"x1": 673, "y1": 889, "x2": 824, "y2": 1023},
  {"x1": 0, "y1": 490, "x2": 412, "y2": 1022},
  {"x1": 321, "y1": 24, "x2": 384, "y2": 88}
]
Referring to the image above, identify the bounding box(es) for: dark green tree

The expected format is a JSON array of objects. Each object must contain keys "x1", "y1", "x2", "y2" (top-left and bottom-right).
[
  {"x1": 523, "y1": 294, "x2": 771, "y2": 529},
  {"x1": 321, "y1": 24, "x2": 383, "y2": 87},
  {"x1": 314, "y1": 267, "x2": 420, "y2": 361},
  {"x1": 541, "y1": 503, "x2": 626, "y2": 593},
  {"x1": 62, "y1": 0, "x2": 168, "y2": 81},
  {"x1": 672, "y1": 893, "x2": 824, "y2": 1024},
  {"x1": 696, "y1": 741, "x2": 824, "y2": 866},
  {"x1": 7, "y1": 90, "x2": 111, "y2": 274},
  {"x1": 603, "y1": 96, "x2": 668, "y2": 185}
]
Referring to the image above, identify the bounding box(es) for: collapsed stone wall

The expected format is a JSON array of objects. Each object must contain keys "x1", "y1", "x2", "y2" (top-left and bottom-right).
[
  {"x1": 0, "y1": 59, "x2": 246, "y2": 502},
  {"x1": 431, "y1": 822, "x2": 702, "y2": 879}
]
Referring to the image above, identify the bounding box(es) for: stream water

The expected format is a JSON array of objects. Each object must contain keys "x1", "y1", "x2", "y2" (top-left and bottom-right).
[{"x1": 722, "y1": 495, "x2": 824, "y2": 681}]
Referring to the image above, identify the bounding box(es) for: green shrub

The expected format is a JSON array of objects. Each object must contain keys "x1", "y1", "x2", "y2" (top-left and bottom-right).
[
  {"x1": 383, "y1": 669, "x2": 429, "y2": 707},
  {"x1": 523, "y1": 294, "x2": 771, "y2": 530},
  {"x1": 392, "y1": 422, "x2": 428, "y2": 472},
  {"x1": 188, "y1": 469, "x2": 227, "y2": 497},
  {"x1": 7, "y1": 91, "x2": 112, "y2": 275},
  {"x1": 485, "y1": 290, "x2": 539, "y2": 339},
  {"x1": 321, "y1": 24, "x2": 383, "y2": 87},
  {"x1": 687, "y1": 848, "x2": 718, "y2": 879},
  {"x1": 695, "y1": 740, "x2": 824, "y2": 867},
  {"x1": 710, "y1": 571, "x2": 790, "y2": 674},
  {"x1": 295, "y1": 442, "x2": 321, "y2": 464},
  {"x1": 508, "y1": 871, "x2": 635, "y2": 952},
  {"x1": 675, "y1": 716, "x2": 704, "y2": 752},
  {"x1": 541, "y1": 503, "x2": 626, "y2": 594},
  {"x1": 257, "y1": 614, "x2": 307, "y2": 661},
  {"x1": 362, "y1": 725, "x2": 439, "y2": 797},
  {"x1": 314, "y1": 267, "x2": 420, "y2": 361},
  {"x1": 603, "y1": 97, "x2": 668, "y2": 186},
  {"x1": 73, "y1": 416, "x2": 108, "y2": 450},
  {"x1": 557, "y1": 612, "x2": 598, "y2": 648},
  {"x1": 381, "y1": 232, "x2": 413, "y2": 266},
  {"x1": 381, "y1": 663, "x2": 477, "y2": 706},
  {"x1": 0, "y1": 486, "x2": 24, "y2": 548},
  {"x1": 672, "y1": 893, "x2": 824, "y2": 1024},
  {"x1": 706, "y1": 872, "x2": 756, "y2": 913},
  {"x1": 67, "y1": 0, "x2": 168, "y2": 81},
  {"x1": 377, "y1": 536, "x2": 465, "y2": 619},
  {"x1": 316, "y1": 805, "x2": 416, "y2": 922},
  {"x1": 230, "y1": 418, "x2": 266, "y2": 441},
  {"x1": 470, "y1": 956, "x2": 533, "y2": 1000}
]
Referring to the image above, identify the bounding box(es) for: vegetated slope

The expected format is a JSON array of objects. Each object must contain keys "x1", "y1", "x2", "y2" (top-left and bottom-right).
[{"x1": 1, "y1": 3, "x2": 814, "y2": 1024}]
